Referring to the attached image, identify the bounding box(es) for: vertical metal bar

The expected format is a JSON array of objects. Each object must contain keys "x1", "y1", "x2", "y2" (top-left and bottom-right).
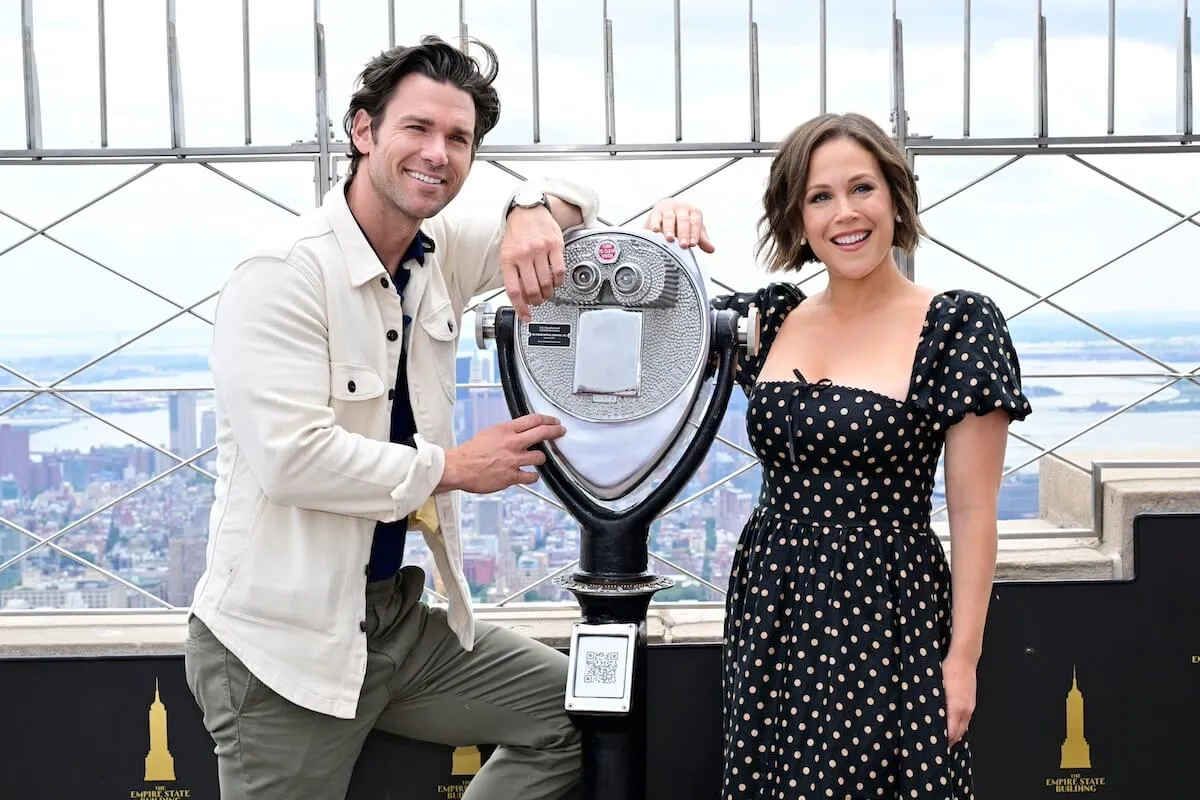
[
  {"x1": 891, "y1": 11, "x2": 908, "y2": 146},
  {"x1": 963, "y1": 0, "x2": 971, "y2": 136},
  {"x1": 97, "y1": 0, "x2": 108, "y2": 147},
  {"x1": 388, "y1": 0, "x2": 396, "y2": 48},
  {"x1": 167, "y1": 0, "x2": 186, "y2": 148},
  {"x1": 242, "y1": 0, "x2": 252, "y2": 145},
  {"x1": 894, "y1": 13, "x2": 911, "y2": 282},
  {"x1": 603, "y1": 1, "x2": 616, "y2": 146},
  {"x1": 673, "y1": 0, "x2": 682, "y2": 141},
  {"x1": 1180, "y1": 0, "x2": 1194, "y2": 136},
  {"x1": 531, "y1": 0, "x2": 541, "y2": 143},
  {"x1": 1107, "y1": 0, "x2": 1116, "y2": 135},
  {"x1": 459, "y1": 0, "x2": 469, "y2": 51},
  {"x1": 1035, "y1": 0, "x2": 1048, "y2": 138},
  {"x1": 889, "y1": 0, "x2": 895, "y2": 121},
  {"x1": 749, "y1": 0, "x2": 761, "y2": 142},
  {"x1": 313, "y1": 0, "x2": 332, "y2": 202},
  {"x1": 20, "y1": 0, "x2": 42, "y2": 151},
  {"x1": 902, "y1": 148, "x2": 917, "y2": 281},
  {"x1": 818, "y1": 0, "x2": 827, "y2": 114}
]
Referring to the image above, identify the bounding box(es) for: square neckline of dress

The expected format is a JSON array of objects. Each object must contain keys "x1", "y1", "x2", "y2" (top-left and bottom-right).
[{"x1": 752, "y1": 290, "x2": 948, "y2": 407}]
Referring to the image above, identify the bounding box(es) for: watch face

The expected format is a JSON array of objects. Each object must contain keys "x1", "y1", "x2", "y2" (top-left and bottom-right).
[{"x1": 514, "y1": 190, "x2": 545, "y2": 207}]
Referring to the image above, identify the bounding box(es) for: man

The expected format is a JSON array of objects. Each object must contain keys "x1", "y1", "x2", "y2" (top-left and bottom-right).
[{"x1": 184, "y1": 36, "x2": 601, "y2": 799}]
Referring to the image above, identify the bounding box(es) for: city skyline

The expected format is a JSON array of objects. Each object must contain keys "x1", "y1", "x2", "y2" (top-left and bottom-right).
[{"x1": 5, "y1": 322, "x2": 1194, "y2": 610}]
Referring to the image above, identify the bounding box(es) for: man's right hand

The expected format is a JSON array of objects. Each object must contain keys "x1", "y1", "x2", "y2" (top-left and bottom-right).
[{"x1": 436, "y1": 413, "x2": 566, "y2": 495}]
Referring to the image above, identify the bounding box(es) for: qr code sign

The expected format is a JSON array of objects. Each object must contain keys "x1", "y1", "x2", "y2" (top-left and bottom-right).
[{"x1": 582, "y1": 650, "x2": 621, "y2": 685}]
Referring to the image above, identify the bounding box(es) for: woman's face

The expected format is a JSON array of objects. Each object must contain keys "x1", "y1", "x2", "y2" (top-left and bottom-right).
[{"x1": 800, "y1": 136, "x2": 898, "y2": 281}]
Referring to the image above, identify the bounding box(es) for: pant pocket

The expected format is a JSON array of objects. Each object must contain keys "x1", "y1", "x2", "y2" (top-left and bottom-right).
[{"x1": 223, "y1": 645, "x2": 271, "y2": 715}]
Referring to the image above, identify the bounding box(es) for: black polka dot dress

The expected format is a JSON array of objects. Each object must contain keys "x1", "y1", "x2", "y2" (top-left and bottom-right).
[{"x1": 711, "y1": 285, "x2": 1032, "y2": 800}]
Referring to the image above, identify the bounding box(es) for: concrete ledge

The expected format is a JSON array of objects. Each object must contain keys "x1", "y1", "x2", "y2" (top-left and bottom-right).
[
  {"x1": 1040, "y1": 449, "x2": 1200, "y2": 532},
  {"x1": 0, "y1": 603, "x2": 722, "y2": 659},
  {"x1": 0, "y1": 611, "x2": 193, "y2": 659},
  {"x1": 1103, "y1": 477, "x2": 1200, "y2": 578},
  {"x1": 1039, "y1": 449, "x2": 1200, "y2": 579},
  {"x1": 993, "y1": 537, "x2": 1115, "y2": 581},
  {"x1": 934, "y1": 517, "x2": 1115, "y2": 581}
]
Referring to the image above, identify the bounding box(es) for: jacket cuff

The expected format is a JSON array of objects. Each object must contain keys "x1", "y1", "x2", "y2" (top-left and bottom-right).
[
  {"x1": 501, "y1": 175, "x2": 601, "y2": 235},
  {"x1": 389, "y1": 435, "x2": 446, "y2": 523}
]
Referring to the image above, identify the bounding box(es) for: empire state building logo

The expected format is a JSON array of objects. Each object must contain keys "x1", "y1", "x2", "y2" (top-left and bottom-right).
[
  {"x1": 144, "y1": 679, "x2": 176, "y2": 782},
  {"x1": 1059, "y1": 666, "x2": 1091, "y2": 770}
]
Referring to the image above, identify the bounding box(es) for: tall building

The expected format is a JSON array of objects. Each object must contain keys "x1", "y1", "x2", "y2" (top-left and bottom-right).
[
  {"x1": 200, "y1": 409, "x2": 217, "y2": 452},
  {"x1": 456, "y1": 353, "x2": 473, "y2": 388},
  {"x1": 470, "y1": 388, "x2": 508, "y2": 436},
  {"x1": 0, "y1": 524, "x2": 23, "y2": 590},
  {"x1": 0, "y1": 424, "x2": 31, "y2": 493},
  {"x1": 166, "y1": 536, "x2": 208, "y2": 606},
  {"x1": 168, "y1": 393, "x2": 198, "y2": 458},
  {"x1": 476, "y1": 497, "x2": 514, "y2": 591},
  {"x1": 477, "y1": 497, "x2": 503, "y2": 538},
  {"x1": 27, "y1": 458, "x2": 62, "y2": 496},
  {"x1": 453, "y1": 353, "x2": 475, "y2": 438}
]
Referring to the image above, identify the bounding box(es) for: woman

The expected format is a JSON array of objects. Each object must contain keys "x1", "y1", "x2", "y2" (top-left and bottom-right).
[{"x1": 647, "y1": 112, "x2": 1031, "y2": 799}]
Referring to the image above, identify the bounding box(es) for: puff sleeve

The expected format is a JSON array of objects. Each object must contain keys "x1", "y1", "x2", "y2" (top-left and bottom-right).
[
  {"x1": 911, "y1": 290, "x2": 1033, "y2": 430},
  {"x1": 710, "y1": 283, "x2": 805, "y2": 396}
]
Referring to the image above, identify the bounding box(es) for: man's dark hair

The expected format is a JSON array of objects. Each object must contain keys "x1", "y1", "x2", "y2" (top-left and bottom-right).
[{"x1": 342, "y1": 35, "x2": 501, "y2": 174}]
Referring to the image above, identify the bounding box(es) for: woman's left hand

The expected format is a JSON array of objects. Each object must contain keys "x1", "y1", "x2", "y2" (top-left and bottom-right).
[
  {"x1": 645, "y1": 198, "x2": 716, "y2": 253},
  {"x1": 942, "y1": 655, "x2": 977, "y2": 747}
]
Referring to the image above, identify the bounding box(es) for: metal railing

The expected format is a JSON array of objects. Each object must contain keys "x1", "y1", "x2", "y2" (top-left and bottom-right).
[{"x1": 0, "y1": 0, "x2": 1196, "y2": 611}]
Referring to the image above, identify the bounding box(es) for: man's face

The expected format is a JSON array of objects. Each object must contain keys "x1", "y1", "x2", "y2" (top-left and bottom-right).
[{"x1": 352, "y1": 72, "x2": 476, "y2": 223}]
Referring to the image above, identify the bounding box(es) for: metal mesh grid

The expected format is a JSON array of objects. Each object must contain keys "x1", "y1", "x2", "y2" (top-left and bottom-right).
[{"x1": 0, "y1": 0, "x2": 1196, "y2": 609}]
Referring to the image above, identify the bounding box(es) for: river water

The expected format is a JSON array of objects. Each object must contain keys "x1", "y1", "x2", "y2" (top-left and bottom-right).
[{"x1": 18, "y1": 358, "x2": 1200, "y2": 466}]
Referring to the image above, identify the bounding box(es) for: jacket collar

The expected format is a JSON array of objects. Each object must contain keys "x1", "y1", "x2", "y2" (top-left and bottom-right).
[{"x1": 323, "y1": 175, "x2": 437, "y2": 288}]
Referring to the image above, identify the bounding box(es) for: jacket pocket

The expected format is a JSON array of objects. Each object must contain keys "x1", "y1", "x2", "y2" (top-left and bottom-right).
[
  {"x1": 218, "y1": 505, "x2": 350, "y2": 639},
  {"x1": 419, "y1": 303, "x2": 460, "y2": 402},
  {"x1": 330, "y1": 362, "x2": 385, "y2": 401}
]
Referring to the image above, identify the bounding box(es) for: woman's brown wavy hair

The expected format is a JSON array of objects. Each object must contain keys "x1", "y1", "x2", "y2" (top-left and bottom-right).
[{"x1": 756, "y1": 112, "x2": 926, "y2": 272}]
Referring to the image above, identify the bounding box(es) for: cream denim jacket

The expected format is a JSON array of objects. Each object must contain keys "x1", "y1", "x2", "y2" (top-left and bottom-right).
[{"x1": 189, "y1": 174, "x2": 600, "y2": 719}]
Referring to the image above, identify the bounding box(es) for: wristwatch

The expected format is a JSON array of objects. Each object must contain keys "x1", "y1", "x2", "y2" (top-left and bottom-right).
[{"x1": 506, "y1": 188, "x2": 551, "y2": 217}]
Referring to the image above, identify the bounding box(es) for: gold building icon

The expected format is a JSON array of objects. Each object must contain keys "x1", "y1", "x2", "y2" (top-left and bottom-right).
[
  {"x1": 145, "y1": 678, "x2": 177, "y2": 782},
  {"x1": 452, "y1": 745, "x2": 482, "y2": 776},
  {"x1": 1059, "y1": 666, "x2": 1092, "y2": 770}
]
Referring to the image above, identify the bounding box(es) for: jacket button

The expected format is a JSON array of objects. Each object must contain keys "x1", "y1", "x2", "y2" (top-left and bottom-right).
[
  {"x1": 388, "y1": 389, "x2": 395, "y2": 401},
  {"x1": 347, "y1": 380, "x2": 356, "y2": 393},
  {"x1": 359, "y1": 620, "x2": 367, "y2": 633},
  {"x1": 380, "y1": 276, "x2": 390, "y2": 289},
  {"x1": 386, "y1": 329, "x2": 398, "y2": 341},
  {"x1": 447, "y1": 320, "x2": 454, "y2": 332}
]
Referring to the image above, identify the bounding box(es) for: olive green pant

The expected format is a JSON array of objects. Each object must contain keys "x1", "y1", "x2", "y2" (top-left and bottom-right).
[{"x1": 183, "y1": 566, "x2": 581, "y2": 799}]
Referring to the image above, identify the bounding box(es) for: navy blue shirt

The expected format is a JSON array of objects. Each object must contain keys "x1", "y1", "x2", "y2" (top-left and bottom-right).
[{"x1": 367, "y1": 231, "x2": 436, "y2": 582}]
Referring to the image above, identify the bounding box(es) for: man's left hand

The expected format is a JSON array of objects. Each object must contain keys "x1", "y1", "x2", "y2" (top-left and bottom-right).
[{"x1": 500, "y1": 207, "x2": 565, "y2": 321}]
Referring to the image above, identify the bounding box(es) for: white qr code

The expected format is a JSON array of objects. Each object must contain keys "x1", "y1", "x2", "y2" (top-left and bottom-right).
[{"x1": 582, "y1": 649, "x2": 621, "y2": 685}]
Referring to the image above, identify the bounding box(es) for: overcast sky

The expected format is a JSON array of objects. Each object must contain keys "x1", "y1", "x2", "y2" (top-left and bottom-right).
[{"x1": 0, "y1": 0, "x2": 1197, "y2": 362}]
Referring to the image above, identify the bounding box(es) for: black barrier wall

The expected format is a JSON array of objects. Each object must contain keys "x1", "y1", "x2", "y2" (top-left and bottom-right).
[
  {"x1": 968, "y1": 512, "x2": 1200, "y2": 796},
  {"x1": 1, "y1": 513, "x2": 1196, "y2": 798}
]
